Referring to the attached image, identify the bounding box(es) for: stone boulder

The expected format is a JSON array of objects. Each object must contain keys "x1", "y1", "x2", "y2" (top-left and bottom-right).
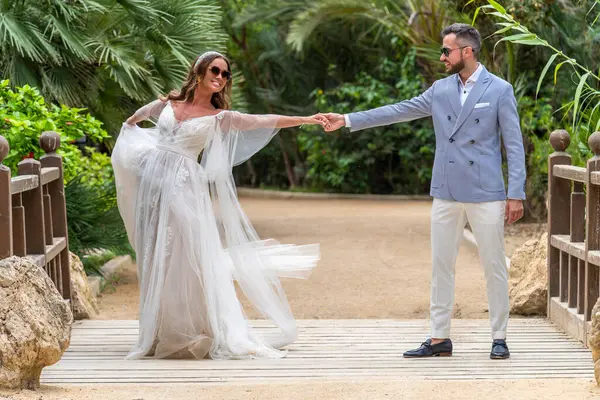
[
  {"x1": 509, "y1": 232, "x2": 548, "y2": 316},
  {"x1": 589, "y1": 298, "x2": 600, "y2": 385},
  {"x1": 0, "y1": 256, "x2": 73, "y2": 389},
  {"x1": 70, "y1": 252, "x2": 99, "y2": 320}
]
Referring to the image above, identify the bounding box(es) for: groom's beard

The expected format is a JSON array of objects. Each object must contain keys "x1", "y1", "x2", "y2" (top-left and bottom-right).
[{"x1": 447, "y1": 56, "x2": 465, "y2": 75}]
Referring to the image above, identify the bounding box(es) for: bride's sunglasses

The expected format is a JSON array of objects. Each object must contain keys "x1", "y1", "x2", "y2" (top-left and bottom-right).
[{"x1": 208, "y1": 66, "x2": 232, "y2": 81}]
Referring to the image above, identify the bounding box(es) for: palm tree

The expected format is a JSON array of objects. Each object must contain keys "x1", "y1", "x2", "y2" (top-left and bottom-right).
[{"x1": 0, "y1": 0, "x2": 228, "y2": 136}]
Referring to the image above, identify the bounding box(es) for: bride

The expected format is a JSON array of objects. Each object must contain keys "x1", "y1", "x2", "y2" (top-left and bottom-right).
[{"x1": 111, "y1": 51, "x2": 322, "y2": 360}]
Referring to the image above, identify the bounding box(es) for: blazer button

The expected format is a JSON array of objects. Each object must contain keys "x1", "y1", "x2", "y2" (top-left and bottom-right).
[
  {"x1": 469, "y1": 160, "x2": 474, "y2": 165},
  {"x1": 447, "y1": 115, "x2": 451, "y2": 121},
  {"x1": 475, "y1": 118, "x2": 480, "y2": 123},
  {"x1": 449, "y1": 138, "x2": 455, "y2": 143},
  {"x1": 469, "y1": 140, "x2": 475, "y2": 144}
]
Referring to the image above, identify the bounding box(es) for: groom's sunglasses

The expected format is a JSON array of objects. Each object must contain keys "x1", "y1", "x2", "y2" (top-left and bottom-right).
[
  {"x1": 209, "y1": 66, "x2": 232, "y2": 81},
  {"x1": 440, "y1": 46, "x2": 470, "y2": 57}
]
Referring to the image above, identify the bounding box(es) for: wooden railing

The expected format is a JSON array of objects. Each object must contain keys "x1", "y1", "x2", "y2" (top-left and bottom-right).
[
  {"x1": 547, "y1": 129, "x2": 600, "y2": 345},
  {"x1": 0, "y1": 132, "x2": 71, "y2": 302}
]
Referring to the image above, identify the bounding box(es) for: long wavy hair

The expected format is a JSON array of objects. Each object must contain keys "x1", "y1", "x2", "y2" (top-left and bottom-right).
[{"x1": 160, "y1": 52, "x2": 233, "y2": 110}]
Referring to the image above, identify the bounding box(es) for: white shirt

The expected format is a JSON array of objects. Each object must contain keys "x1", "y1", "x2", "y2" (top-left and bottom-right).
[
  {"x1": 458, "y1": 62, "x2": 483, "y2": 106},
  {"x1": 344, "y1": 63, "x2": 484, "y2": 127}
]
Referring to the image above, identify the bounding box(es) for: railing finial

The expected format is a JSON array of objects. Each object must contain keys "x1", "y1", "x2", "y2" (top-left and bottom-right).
[
  {"x1": 550, "y1": 129, "x2": 570, "y2": 152},
  {"x1": 40, "y1": 131, "x2": 60, "y2": 154},
  {"x1": 0, "y1": 135, "x2": 8, "y2": 164},
  {"x1": 588, "y1": 131, "x2": 600, "y2": 157}
]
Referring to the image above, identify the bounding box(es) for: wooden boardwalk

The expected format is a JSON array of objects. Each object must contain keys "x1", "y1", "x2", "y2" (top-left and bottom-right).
[{"x1": 41, "y1": 319, "x2": 594, "y2": 384}]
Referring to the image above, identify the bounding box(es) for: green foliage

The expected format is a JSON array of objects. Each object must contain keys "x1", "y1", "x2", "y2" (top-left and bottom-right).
[
  {"x1": 300, "y1": 51, "x2": 435, "y2": 194},
  {"x1": 81, "y1": 251, "x2": 116, "y2": 277},
  {"x1": 0, "y1": 80, "x2": 111, "y2": 184},
  {"x1": 1, "y1": 80, "x2": 129, "y2": 273},
  {"x1": 472, "y1": 0, "x2": 600, "y2": 148},
  {"x1": 65, "y1": 176, "x2": 133, "y2": 267},
  {"x1": 0, "y1": 0, "x2": 227, "y2": 137}
]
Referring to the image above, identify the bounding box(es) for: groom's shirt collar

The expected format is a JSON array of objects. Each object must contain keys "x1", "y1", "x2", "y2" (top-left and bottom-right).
[{"x1": 458, "y1": 62, "x2": 483, "y2": 88}]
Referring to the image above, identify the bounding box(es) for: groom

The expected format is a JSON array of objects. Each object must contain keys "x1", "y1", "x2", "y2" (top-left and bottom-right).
[{"x1": 321, "y1": 23, "x2": 526, "y2": 359}]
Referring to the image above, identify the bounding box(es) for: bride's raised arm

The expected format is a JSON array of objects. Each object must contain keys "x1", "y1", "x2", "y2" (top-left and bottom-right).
[
  {"x1": 125, "y1": 99, "x2": 168, "y2": 126},
  {"x1": 219, "y1": 111, "x2": 325, "y2": 132}
]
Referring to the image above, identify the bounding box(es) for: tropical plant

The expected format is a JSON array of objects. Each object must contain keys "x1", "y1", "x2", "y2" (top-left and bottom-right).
[
  {"x1": 0, "y1": 0, "x2": 227, "y2": 136},
  {"x1": 471, "y1": 0, "x2": 600, "y2": 160}
]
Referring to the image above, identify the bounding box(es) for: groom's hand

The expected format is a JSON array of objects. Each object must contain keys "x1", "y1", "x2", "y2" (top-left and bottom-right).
[
  {"x1": 505, "y1": 199, "x2": 524, "y2": 225},
  {"x1": 321, "y1": 113, "x2": 346, "y2": 132}
]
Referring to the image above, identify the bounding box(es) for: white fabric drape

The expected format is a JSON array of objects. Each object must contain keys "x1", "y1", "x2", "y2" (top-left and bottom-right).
[{"x1": 111, "y1": 100, "x2": 319, "y2": 360}]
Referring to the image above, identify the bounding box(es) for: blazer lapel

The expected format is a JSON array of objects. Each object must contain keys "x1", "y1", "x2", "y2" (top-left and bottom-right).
[
  {"x1": 450, "y1": 66, "x2": 492, "y2": 137},
  {"x1": 447, "y1": 76, "x2": 461, "y2": 118}
]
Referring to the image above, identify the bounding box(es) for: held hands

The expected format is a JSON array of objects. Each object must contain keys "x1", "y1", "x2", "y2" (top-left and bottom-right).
[
  {"x1": 319, "y1": 113, "x2": 346, "y2": 132},
  {"x1": 301, "y1": 113, "x2": 345, "y2": 132},
  {"x1": 302, "y1": 114, "x2": 329, "y2": 128}
]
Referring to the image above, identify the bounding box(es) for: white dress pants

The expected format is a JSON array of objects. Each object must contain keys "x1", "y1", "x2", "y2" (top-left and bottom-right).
[{"x1": 430, "y1": 198, "x2": 509, "y2": 340}]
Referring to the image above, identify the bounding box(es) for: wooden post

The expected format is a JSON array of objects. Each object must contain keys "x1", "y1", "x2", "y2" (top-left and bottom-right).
[
  {"x1": 0, "y1": 135, "x2": 11, "y2": 259},
  {"x1": 548, "y1": 130, "x2": 572, "y2": 314},
  {"x1": 17, "y1": 158, "x2": 45, "y2": 255},
  {"x1": 40, "y1": 131, "x2": 70, "y2": 300},
  {"x1": 11, "y1": 193, "x2": 26, "y2": 256},
  {"x1": 570, "y1": 181, "x2": 586, "y2": 309},
  {"x1": 585, "y1": 131, "x2": 600, "y2": 322}
]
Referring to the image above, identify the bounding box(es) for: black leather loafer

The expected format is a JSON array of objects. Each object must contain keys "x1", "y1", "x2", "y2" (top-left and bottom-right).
[
  {"x1": 490, "y1": 339, "x2": 510, "y2": 359},
  {"x1": 403, "y1": 338, "x2": 453, "y2": 358}
]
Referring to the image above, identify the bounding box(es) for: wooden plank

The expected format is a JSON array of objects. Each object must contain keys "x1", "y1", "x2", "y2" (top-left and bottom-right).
[
  {"x1": 45, "y1": 237, "x2": 66, "y2": 262},
  {"x1": 553, "y1": 165, "x2": 586, "y2": 183},
  {"x1": 550, "y1": 235, "x2": 586, "y2": 260},
  {"x1": 548, "y1": 297, "x2": 587, "y2": 344},
  {"x1": 40, "y1": 167, "x2": 59, "y2": 185},
  {"x1": 10, "y1": 174, "x2": 39, "y2": 194},
  {"x1": 588, "y1": 250, "x2": 600, "y2": 267},
  {"x1": 40, "y1": 319, "x2": 594, "y2": 385},
  {"x1": 591, "y1": 171, "x2": 600, "y2": 186}
]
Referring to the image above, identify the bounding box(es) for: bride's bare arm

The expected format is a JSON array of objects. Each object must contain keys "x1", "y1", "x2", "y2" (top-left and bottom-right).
[
  {"x1": 222, "y1": 111, "x2": 326, "y2": 131},
  {"x1": 126, "y1": 99, "x2": 168, "y2": 125}
]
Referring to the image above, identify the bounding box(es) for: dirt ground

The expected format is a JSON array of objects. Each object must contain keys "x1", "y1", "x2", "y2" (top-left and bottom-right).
[
  {"x1": 3, "y1": 379, "x2": 599, "y2": 400},
  {"x1": 95, "y1": 197, "x2": 545, "y2": 320}
]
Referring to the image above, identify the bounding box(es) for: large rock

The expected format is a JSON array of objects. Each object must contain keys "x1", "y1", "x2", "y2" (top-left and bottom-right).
[
  {"x1": 590, "y1": 298, "x2": 600, "y2": 385},
  {"x1": 509, "y1": 232, "x2": 548, "y2": 316},
  {"x1": 0, "y1": 256, "x2": 73, "y2": 389},
  {"x1": 70, "y1": 252, "x2": 99, "y2": 320}
]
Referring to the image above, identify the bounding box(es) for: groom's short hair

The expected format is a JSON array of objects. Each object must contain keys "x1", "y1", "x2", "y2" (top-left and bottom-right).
[{"x1": 441, "y1": 23, "x2": 482, "y2": 58}]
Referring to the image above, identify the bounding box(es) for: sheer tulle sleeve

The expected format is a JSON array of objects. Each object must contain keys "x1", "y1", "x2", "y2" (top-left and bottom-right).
[
  {"x1": 127, "y1": 99, "x2": 168, "y2": 125},
  {"x1": 215, "y1": 110, "x2": 281, "y2": 166}
]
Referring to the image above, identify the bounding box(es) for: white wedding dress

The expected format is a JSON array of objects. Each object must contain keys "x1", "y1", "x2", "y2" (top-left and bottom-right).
[{"x1": 111, "y1": 99, "x2": 320, "y2": 360}]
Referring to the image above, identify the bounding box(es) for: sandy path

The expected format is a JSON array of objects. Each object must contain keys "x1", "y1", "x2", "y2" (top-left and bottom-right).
[
  {"x1": 94, "y1": 198, "x2": 539, "y2": 320},
  {"x1": 3, "y1": 379, "x2": 599, "y2": 400}
]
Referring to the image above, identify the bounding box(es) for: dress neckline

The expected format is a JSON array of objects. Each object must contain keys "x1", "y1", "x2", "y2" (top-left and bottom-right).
[{"x1": 166, "y1": 101, "x2": 224, "y2": 124}]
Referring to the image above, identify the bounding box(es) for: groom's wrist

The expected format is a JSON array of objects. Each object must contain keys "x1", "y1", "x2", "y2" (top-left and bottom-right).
[{"x1": 343, "y1": 114, "x2": 351, "y2": 128}]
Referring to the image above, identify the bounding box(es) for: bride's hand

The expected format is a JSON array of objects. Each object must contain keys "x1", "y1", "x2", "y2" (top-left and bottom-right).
[{"x1": 302, "y1": 114, "x2": 327, "y2": 128}]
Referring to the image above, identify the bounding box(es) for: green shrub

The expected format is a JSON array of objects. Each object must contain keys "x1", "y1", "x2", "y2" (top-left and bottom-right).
[{"x1": 0, "y1": 80, "x2": 111, "y2": 185}]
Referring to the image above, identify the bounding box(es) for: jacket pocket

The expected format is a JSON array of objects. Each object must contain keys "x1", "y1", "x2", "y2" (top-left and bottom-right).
[{"x1": 478, "y1": 153, "x2": 504, "y2": 192}]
